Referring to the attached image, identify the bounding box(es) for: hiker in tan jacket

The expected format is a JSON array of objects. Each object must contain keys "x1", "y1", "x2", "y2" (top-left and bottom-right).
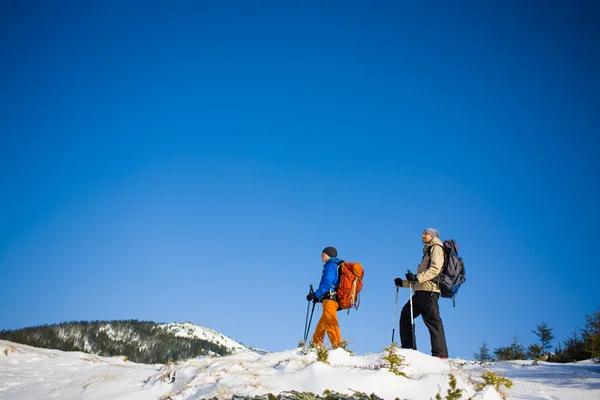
[{"x1": 394, "y1": 228, "x2": 449, "y2": 358}]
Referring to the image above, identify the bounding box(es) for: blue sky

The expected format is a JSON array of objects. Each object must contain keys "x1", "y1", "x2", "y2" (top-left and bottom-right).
[{"x1": 1, "y1": 1, "x2": 599, "y2": 358}]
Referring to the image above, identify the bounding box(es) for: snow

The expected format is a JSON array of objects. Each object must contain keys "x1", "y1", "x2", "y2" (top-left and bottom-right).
[
  {"x1": 1, "y1": 339, "x2": 599, "y2": 400},
  {"x1": 157, "y1": 322, "x2": 250, "y2": 353}
]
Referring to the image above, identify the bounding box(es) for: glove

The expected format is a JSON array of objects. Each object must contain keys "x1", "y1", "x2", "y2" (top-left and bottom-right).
[
  {"x1": 405, "y1": 271, "x2": 418, "y2": 284},
  {"x1": 306, "y1": 293, "x2": 317, "y2": 302},
  {"x1": 394, "y1": 278, "x2": 403, "y2": 287}
]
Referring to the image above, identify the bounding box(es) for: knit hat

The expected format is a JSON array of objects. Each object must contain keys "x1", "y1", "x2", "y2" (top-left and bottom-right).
[
  {"x1": 424, "y1": 228, "x2": 440, "y2": 238},
  {"x1": 322, "y1": 246, "x2": 338, "y2": 258}
]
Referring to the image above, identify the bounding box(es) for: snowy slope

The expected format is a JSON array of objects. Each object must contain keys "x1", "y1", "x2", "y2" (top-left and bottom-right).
[
  {"x1": 0, "y1": 320, "x2": 251, "y2": 362},
  {"x1": 157, "y1": 322, "x2": 250, "y2": 353},
  {"x1": 1, "y1": 339, "x2": 599, "y2": 400},
  {"x1": 0, "y1": 340, "x2": 167, "y2": 400}
]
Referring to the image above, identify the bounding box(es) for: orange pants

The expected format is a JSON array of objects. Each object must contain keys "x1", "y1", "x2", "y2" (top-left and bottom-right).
[{"x1": 312, "y1": 299, "x2": 341, "y2": 347}]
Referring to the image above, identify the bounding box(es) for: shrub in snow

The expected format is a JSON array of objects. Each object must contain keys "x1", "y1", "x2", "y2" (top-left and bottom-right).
[
  {"x1": 477, "y1": 370, "x2": 513, "y2": 398},
  {"x1": 316, "y1": 346, "x2": 330, "y2": 364},
  {"x1": 381, "y1": 343, "x2": 407, "y2": 378},
  {"x1": 323, "y1": 389, "x2": 384, "y2": 400},
  {"x1": 435, "y1": 374, "x2": 462, "y2": 400}
]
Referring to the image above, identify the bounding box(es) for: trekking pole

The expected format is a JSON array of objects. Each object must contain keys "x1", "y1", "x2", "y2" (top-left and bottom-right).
[
  {"x1": 409, "y1": 281, "x2": 417, "y2": 350},
  {"x1": 303, "y1": 285, "x2": 311, "y2": 340},
  {"x1": 391, "y1": 285, "x2": 399, "y2": 344},
  {"x1": 303, "y1": 285, "x2": 314, "y2": 342},
  {"x1": 306, "y1": 301, "x2": 316, "y2": 342}
]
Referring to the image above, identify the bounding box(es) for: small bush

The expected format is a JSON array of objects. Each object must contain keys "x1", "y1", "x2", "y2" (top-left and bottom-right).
[
  {"x1": 435, "y1": 374, "x2": 462, "y2": 400},
  {"x1": 323, "y1": 389, "x2": 385, "y2": 400},
  {"x1": 299, "y1": 341, "x2": 323, "y2": 356},
  {"x1": 316, "y1": 346, "x2": 330, "y2": 363},
  {"x1": 477, "y1": 371, "x2": 513, "y2": 392},
  {"x1": 382, "y1": 343, "x2": 407, "y2": 377}
]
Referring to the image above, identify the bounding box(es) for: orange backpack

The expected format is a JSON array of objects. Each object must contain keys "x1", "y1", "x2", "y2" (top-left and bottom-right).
[{"x1": 336, "y1": 261, "x2": 364, "y2": 311}]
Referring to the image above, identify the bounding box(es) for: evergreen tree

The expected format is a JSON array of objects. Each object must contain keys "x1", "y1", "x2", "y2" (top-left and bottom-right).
[
  {"x1": 554, "y1": 328, "x2": 588, "y2": 363},
  {"x1": 493, "y1": 345, "x2": 512, "y2": 361},
  {"x1": 494, "y1": 335, "x2": 526, "y2": 360},
  {"x1": 474, "y1": 339, "x2": 492, "y2": 362},
  {"x1": 582, "y1": 308, "x2": 600, "y2": 361},
  {"x1": 526, "y1": 343, "x2": 543, "y2": 360},
  {"x1": 531, "y1": 321, "x2": 555, "y2": 354},
  {"x1": 509, "y1": 335, "x2": 526, "y2": 360}
]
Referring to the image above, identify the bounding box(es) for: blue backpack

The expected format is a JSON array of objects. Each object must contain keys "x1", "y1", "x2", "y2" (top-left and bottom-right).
[{"x1": 429, "y1": 239, "x2": 466, "y2": 306}]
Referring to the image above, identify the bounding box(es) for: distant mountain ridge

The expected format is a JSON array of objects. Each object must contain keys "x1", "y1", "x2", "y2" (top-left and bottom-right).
[{"x1": 0, "y1": 320, "x2": 251, "y2": 364}]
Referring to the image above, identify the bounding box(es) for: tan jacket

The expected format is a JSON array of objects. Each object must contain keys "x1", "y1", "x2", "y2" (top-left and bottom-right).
[{"x1": 402, "y1": 237, "x2": 444, "y2": 293}]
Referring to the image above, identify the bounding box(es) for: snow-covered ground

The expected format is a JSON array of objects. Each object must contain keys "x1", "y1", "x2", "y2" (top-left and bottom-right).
[{"x1": 1, "y1": 339, "x2": 598, "y2": 400}]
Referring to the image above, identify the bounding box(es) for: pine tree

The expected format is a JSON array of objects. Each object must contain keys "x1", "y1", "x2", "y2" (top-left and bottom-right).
[
  {"x1": 526, "y1": 343, "x2": 543, "y2": 360},
  {"x1": 560, "y1": 329, "x2": 587, "y2": 362},
  {"x1": 509, "y1": 335, "x2": 526, "y2": 360},
  {"x1": 474, "y1": 339, "x2": 492, "y2": 362},
  {"x1": 493, "y1": 345, "x2": 512, "y2": 361},
  {"x1": 582, "y1": 308, "x2": 600, "y2": 361},
  {"x1": 531, "y1": 321, "x2": 555, "y2": 354},
  {"x1": 494, "y1": 335, "x2": 526, "y2": 360}
]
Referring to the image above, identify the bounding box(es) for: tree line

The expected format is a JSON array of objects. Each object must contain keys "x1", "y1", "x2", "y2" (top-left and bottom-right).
[
  {"x1": 474, "y1": 307, "x2": 600, "y2": 363},
  {"x1": 0, "y1": 320, "x2": 232, "y2": 364}
]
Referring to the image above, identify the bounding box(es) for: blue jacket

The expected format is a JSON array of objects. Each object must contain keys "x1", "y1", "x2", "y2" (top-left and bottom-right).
[{"x1": 314, "y1": 257, "x2": 340, "y2": 299}]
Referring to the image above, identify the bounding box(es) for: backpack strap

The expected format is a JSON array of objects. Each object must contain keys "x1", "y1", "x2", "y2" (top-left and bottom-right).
[
  {"x1": 331, "y1": 260, "x2": 344, "y2": 294},
  {"x1": 423, "y1": 244, "x2": 443, "y2": 261},
  {"x1": 335, "y1": 259, "x2": 345, "y2": 276},
  {"x1": 423, "y1": 243, "x2": 445, "y2": 287}
]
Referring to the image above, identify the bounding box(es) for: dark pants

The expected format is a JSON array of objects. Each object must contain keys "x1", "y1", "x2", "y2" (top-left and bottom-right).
[{"x1": 400, "y1": 291, "x2": 448, "y2": 357}]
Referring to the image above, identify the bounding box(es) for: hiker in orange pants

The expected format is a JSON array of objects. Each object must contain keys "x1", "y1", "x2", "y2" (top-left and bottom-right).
[
  {"x1": 313, "y1": 298, "x2": 341, "y2": 346},
  {"x1": 307, "y1": 246, "x2": 342, "y2": 347}
]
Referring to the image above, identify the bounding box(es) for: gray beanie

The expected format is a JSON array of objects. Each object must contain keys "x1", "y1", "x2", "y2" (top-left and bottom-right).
[
  {"x1": 322, "y1": 246, "x2": 338, "y2": 258},
  {"x1": 424, "y1": 228, "x2": 440, "y2": 238}
]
